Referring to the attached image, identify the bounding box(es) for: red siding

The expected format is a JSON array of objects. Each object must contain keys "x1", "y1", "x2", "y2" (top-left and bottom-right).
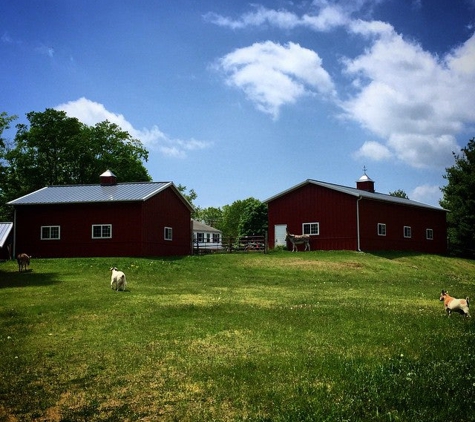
[
  {"x1": 359, "y1": 199, "x2": 447, "y2": 254},
  {"x1": 268, "y1": 182, "x2": 447, "y2": 254},
  {"x1": 14, "y1": 187, "x2": 192, "y2": 258},
  {"x1": 141, "y1": 188, "x2": 192, "y2": 256},
  {"x1": 268, "y1": 184, "x2": 358, "y2": 251}
]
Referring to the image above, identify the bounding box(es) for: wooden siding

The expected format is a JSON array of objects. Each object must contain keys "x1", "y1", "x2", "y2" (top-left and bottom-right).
[
  {"x1": 359, "y1": 199, "x2": 447, "y2": 254},
  {"x1": 14, "y1": 186, "x2": 192, "y2": 258},
  {"x1": 268, "y1": 182, "x2": 447, "y2": 254},
  {"x1": 268, "y1": 184, "x2": 359, "y2": 251},
  {"x1": 141, "y1": 187, "x2": 192, "y2": 256}
]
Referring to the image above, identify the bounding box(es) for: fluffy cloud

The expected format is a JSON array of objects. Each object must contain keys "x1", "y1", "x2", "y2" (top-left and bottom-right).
[
  {"x1": 411, "y1": 184, "x2": 442, "y2": 206},
  {"x1": 55, "y1": 98, "x2": 210, "y2": 158},
  {"x1": 342, "y1": 26, "x2": 475, "y2": 168},
  {"x1": 353, "y1": 140, "x2": 392, "y2": 161},
  {"x1": 215, "y1": 41, "x2": 336, "y2": 119},
  {"x1": 208, "y1": 2, "x2": 475, "y2": 169}
]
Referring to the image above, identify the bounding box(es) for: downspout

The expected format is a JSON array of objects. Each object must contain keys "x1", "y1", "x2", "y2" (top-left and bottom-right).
[
  {"x1": 12, "y1": 207, "x2": 17, "y2": 258},
  {"x1": 356, "y1": 196, "x2": 362, "y2": 252}
]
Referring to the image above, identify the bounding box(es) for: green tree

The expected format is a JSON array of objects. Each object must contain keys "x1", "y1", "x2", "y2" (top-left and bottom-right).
[
  {"x1": 238, "y1": 198, "x2": 267, "y2": 236},
  {"x1": 389, "y1": 189, "x2": 409, "y2": 199},
  {"x1": 194, "y1": 206, "x2": 223, "y2": 227},
  {"x1": 0, "y1": 112, "x2": 18, "y2": 220},
  {"x1": 1, "y1": 108, "x2": 151, "y2": 220},
  {"x1": 219, "y1": 198, "x2": 267, "y2": 238},
  {"x1": 440, "y1": 138, "x2": 475, "y2": 257}
]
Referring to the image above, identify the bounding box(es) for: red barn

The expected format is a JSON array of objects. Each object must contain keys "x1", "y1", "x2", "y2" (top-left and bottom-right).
[
  {"x1": 266, "y1": 173, "x2": 447, "y2": 254},
  {"x1": 8, "y1": 171, "x2": 193, "y2": 258}
]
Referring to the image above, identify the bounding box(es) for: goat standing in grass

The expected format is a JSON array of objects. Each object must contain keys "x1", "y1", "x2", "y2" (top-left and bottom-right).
[
  {"x1": 440, "y1": 290, "x2": 470, "y2": 317},
  {"x1": 110, "y1": 267, "x2": 127, "y2": 291},
  {"x1": 17, "y1": 253, "x2": 30, "y2": 272}
]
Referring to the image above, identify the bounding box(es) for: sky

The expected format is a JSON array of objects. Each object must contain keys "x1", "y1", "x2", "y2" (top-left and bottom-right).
[{"x1": 1, "y1": 0, "x2": 475, "y2": 209}]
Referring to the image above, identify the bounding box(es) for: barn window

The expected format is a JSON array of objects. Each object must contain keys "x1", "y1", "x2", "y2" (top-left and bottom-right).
[
  {"x1": 378, "y1": 223, "x2": 386, "y2": 236},
  {"x1": 92, "y1": 224, "x2": 112, "y2": 239},
  {"x1": 426, "y1": 229, "x2": 434, "y2": 240},
  {"x1": 403, "y1": 226, "x2": 412, "y2": 238},
  {"x1": 164, "y1": 227, "x2": 173, "y2": 241},
  {"x1": 302, "y1": 222, "x2": 319, "y2": 235},
  {"x1": 41, "y1": 226, "x2": 60, "y2": 240}
]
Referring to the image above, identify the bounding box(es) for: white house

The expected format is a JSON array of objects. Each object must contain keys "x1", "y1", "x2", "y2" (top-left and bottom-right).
[{"x1": 192, "y1": 220, "x2": 222, "y2": 253}]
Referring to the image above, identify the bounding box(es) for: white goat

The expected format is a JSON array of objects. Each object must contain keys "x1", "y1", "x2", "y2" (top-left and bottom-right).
[
  {"x1": 110, "y1": 267, "x2": 127, "y2": 291},
  {"x1": 439, "y1": 290, "x2": 470, "y2": 317}
]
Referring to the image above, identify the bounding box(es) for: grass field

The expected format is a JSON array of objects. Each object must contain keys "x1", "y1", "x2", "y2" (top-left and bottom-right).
[{"x1": 0, "y1": 251, "x2": 474, "y2": 421}]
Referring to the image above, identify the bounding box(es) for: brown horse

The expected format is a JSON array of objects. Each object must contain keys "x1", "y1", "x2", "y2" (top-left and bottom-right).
[{"x1": 285, "y1": 231, "x2": 310, "y2": 252}]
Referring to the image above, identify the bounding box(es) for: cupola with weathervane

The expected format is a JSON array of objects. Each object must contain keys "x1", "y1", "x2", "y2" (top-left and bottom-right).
[
  {"x1": 100, "y1": 170, "x2": 117, "y2": 186},
  {"x1": 356, "y1": 167, "x2": 375, "y2": 193}
]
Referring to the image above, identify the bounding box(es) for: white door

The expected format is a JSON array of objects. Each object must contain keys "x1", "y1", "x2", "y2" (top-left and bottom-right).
[{"x1": 274, "y1": 224, "x2": 287, "y2": 247}]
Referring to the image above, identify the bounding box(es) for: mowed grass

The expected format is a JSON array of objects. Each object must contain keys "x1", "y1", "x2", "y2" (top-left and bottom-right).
[{"x1": 0, "y1": 251, "x2": 474, "y2": 421}]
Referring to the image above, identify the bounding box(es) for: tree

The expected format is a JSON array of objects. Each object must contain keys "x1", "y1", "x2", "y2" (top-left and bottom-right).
[
  {"x1": 219, "y1": 198, "x2": 267, "y2": 238},
  {"x1": 238, "y1": 198, "x2": 267, "y2": 236},
  {"x1": 194, "y1": 206, "x2": 223, "y2": 227},
  {"x1": 0, "y1": 112, "x2": 18, "y2": 220},
  {"x1": 440, "y1": 138, "x2": 475, "y2": 257},
  {"x1": 0, "y1": 108, "x2": 151, "y2": 220},
  {"x1": 389, "y1": 189, "x2": 409, "y2": 199}
]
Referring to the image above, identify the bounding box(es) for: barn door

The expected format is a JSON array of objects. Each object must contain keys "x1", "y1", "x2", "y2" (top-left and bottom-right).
[{"x1": 274, "y1": 224, "x2": 287, "y2": 247}]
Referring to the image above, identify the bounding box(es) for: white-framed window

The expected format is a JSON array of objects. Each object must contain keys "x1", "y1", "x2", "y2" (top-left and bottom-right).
[
  {"x1": 302, "y1": 222, "x2": 319, "y2": 235},
  {"x1": 378, "y1": 223, "x2": 386, "y2": 236},
  {"x1": 41, "y1": 225, "x2": 60, "y2": 240},
  {"x1": 403, "y1": 226, "x2": 412, "y2": 238},
  {"x1": 206, "y1": 233, "x2": 211, "y2": 243},
  {"x1": 426, "y1": 228, "x2": 434, "y2": 240},
  {"x1": 164, "y1": 227, "x2": 173, "y2": 241},
  {"x1": 92, "y1": 224, "x2": 112, "y2": 239},
  {"x1": 196, "y1": 232, "x2": 204, "y2": 242},
  {"x1": 212, "y1": 233, "x2": 220, "y2": 243}
]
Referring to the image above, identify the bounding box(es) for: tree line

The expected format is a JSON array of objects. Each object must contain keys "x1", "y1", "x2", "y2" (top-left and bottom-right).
[
  {"x1": 0, "y1": 108, "x2": 267, "y2": 239},
  {"x1": 1, "y1": 109, "x2": 473, "y2": 257}
]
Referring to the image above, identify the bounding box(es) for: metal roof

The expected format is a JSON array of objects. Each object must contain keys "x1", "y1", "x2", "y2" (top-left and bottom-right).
[
  {"x1": 7, "y1": 182, "x2": 176, "y2": 205},
  {"x1": 192, "y1": 220, "x2": 221, "y2": 233},
  {"x1": 265, "y1": 179, "x2": 447, "y2": 212},
  {"x1": 0, "y1": 222, "x2": 13, "y2": 248}
]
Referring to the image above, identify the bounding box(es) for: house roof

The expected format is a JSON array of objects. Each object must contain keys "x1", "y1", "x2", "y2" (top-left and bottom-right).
[
  {"x1": 0, "y1": 222, "x2": 13, "y2": 248},
  {"x1": 265, "y1": 179, "x2": 447, "y2": 212},
  {"x1": 7, "y1": 181, "x2": 194, "y2": 210},
  {"x1": 192, "y1": 220, "x2": 221, "y2": 233}
]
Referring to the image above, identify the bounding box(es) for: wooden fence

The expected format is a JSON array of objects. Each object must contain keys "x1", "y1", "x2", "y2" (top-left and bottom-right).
[{"x1": 193, "y1": 234, "x2": 268, "y2": 255}]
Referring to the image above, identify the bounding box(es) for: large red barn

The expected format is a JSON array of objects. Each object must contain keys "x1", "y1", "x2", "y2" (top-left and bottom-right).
[
  {"x1": 266, "y1": 173, "x2": 447, "y2": 254},
  {"x1": 7, "y1": 171, "x2": 193, "y2": 258}
]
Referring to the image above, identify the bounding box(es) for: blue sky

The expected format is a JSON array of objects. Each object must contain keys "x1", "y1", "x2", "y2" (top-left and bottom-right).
[{"x1": 1, "y1": 0, "x2": 475, "y2": 209}]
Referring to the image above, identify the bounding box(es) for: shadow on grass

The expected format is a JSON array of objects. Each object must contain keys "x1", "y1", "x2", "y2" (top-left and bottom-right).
[{"x1": 0, "y1": 270, "x2": 62, "y2": 289}]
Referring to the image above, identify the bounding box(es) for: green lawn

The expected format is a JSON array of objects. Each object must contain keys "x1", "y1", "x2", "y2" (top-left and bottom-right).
[{"x1": 1, "y1": 251, "x2": 474, "y2": 421}]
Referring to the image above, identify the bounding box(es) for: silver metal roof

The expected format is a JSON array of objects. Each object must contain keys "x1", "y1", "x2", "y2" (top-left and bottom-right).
[
  {"x1": 7, "y1": 182, "x2": 174, "y2": 205},
  {"x1": 192, "y1": 219, "x2": 221, "y2": 233},
  {"x1": 0, "y1": 222, "x2": 13, "y2": 248},
  {"x1": 265, "y1": 179, "x2": 447, "y2": 212}
]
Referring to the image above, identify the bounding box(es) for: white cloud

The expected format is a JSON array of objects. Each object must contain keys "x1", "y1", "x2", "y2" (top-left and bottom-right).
[
  {"x1": 342, "y1": 27, "x2": 475, "y2": 168},
  {"x1": 55, "y1": 97, "x2": 210, "y2": 158},
  {"x1": 215, "y1": 41, "x2": 336, "y2": 119},
  {"x1": 207, "y1": 2, "x2": 475, "y2": 170},
  {"x1": 204, "y1": 4, "x2": 348, "y2": 32},
  {"x1": 410, "y1": 184, "x2": 442, "y2": 206},
  {"x1": 353, "y1": 140, "x2": 392, "y2": 161}
]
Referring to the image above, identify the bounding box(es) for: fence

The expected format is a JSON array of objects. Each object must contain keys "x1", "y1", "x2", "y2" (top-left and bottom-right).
[{"x1": 193, "y1": 234, "x2": 268, "y2": 255}]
